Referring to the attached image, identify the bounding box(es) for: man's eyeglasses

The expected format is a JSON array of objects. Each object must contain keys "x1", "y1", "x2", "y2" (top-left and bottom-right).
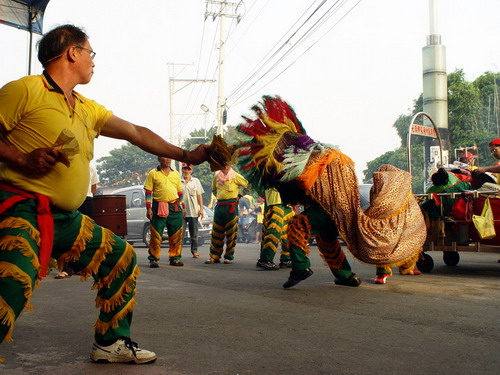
[
  {"x1": 76, "y1": 46, "x2": 96, "y2": 60},
  {"x1": 490, "y1": 146, "x2": 500, "y2": 153}
]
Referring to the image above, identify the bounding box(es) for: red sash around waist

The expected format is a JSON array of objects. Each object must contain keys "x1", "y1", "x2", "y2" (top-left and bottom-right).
[
  {"x1": 217, "y1": 200, "x2": 238, "y2": 214},
  {"x1": 0, "y1": 183, "x2": 53, "y2": 278}
]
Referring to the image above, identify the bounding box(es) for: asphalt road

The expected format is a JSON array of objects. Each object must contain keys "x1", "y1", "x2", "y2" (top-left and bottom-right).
[{"x1": 0, "y1": 241, "x2": 499, "y2": 375}]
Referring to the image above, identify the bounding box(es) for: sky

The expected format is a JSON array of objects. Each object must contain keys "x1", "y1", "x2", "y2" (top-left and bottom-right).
[{"x1": 1, "y1": 0, "x2": 500, "y2": 180}]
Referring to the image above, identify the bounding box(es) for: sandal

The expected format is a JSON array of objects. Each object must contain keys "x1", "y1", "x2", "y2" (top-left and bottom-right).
[
  {"x1": 205, "y1": 258, "x2": 220, "y2": 264},
  {"x1": 400, "y1": 269, "x2": 422, "y2": 275},
  {"x1": 55, "y1": 271, "x2": 70, "y2": 279}
]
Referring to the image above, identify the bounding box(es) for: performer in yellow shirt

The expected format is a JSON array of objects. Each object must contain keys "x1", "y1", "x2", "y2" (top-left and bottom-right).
[
  {"x1": 205, "y1": 165, "x2": 248, "y2": 264},
  {"x1": 144, "y1": 157, "x2": 184, "y2": 268},
  {"x1": 0, "y1": 24, "x2": 209, "y2": 364},
  {"x1": 256, "y1": 188, "x2": 295, "y2": 270}
]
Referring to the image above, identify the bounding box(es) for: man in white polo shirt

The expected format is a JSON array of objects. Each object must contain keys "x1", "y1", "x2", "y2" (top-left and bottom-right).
[{"x1": 181, "y1": 163, "x2": 205, "y2": 258}]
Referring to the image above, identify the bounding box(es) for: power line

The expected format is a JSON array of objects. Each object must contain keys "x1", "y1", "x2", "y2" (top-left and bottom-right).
[
  {"x1": 205, "y1": 0, "x2": 244, "y2": 135},
  {"x1": 180, "y1": 19, "x2": 208, "y2": 120},
  {"x1": 225, "y1": 0, "x2": 265, "y2": 59},
  {"x1": 176, "y1": 0, "x2": 266, "y2": 138},
  {"x1": 173, "y1": 16, "x2": 220, "y2": 137},
  {"x1": 228, "y1": 0, "x2": 363, "y2": 107},
  {"x1": 227, "y1": 0, "x2": 328, "y2": 102},
  {"x1": 172, "y1": 13, "x2": 238, "y2": 139},
  {"x1": 227, "y1": 0, "x2": 341, "y2": 103}
]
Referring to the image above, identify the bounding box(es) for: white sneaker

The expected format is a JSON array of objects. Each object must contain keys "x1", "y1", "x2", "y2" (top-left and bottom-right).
[{"x1": 90, "y1": 338, "x2": 157, "y2": 364}]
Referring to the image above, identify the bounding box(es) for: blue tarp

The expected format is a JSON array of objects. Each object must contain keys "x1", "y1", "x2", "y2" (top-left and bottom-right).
[{"x1": 0, "y1": 0, "x2": 51, "y2": 34}]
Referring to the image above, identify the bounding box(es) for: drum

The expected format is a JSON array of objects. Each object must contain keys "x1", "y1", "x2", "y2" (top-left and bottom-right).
[{"x1": 93, "y1": 195, "x2": 127, "y2": 236}]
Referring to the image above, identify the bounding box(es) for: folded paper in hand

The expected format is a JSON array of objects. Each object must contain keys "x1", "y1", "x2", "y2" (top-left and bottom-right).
[{"x1": 52, "y1": 129, "x2": 79, "y2": 167}]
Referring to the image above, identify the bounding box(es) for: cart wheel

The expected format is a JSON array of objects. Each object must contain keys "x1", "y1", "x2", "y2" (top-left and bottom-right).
[
  {"x1": 416, "y1": 253, "x2": 434, "y2": 273},
  {"x1": 443, "y1": 251, "x2": 460, "y2": 266}
]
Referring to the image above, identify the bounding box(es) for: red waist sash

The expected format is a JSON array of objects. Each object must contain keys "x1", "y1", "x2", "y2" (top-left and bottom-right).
[
  {"x1": 217, "y1": 200, "x2": 238, "y2": 214},
  {"x1": 0, "y1": 183, "x2": 53, "y2": 278}
]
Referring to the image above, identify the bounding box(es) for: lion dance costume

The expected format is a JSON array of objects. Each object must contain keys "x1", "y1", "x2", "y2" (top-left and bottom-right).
[
  {"x1": 235, "y1": 96, "x2": 426, "y2": 288},
  {"x1": 256, "y1": 187, "x2": 294, "y2": 270}
]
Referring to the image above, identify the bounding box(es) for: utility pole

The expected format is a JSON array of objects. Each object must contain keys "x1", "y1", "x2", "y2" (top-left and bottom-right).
[
  {"x1": 167, "y1": 63, "x2": 215, "y2": 170},
  {"x1": 167, "y1": 63, "x2": 192, "y2": 145},
  {"x1": 168, "y1": 77, "x2": 215, "y2": 173},
  {"x1": 422, "y1": 0, "x2": 448, "y2": 187},
  {"x1": 167, "y1": 63, "x2": 215, "y2": 143},
  {"x1": 205, "y1": 0, "x2": 242, "y2": 136}
]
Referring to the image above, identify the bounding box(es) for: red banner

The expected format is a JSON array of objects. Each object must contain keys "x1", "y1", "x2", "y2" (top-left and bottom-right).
[{"x1": 411, "y1": 124, "x2": 437, "y2": 138}]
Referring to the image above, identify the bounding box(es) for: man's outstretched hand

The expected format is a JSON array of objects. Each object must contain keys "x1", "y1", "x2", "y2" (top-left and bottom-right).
[
  {"x1": 15, "y1": 148, "x2": 69, "y2": 175},
  {"x1": 186, "y1": 144, "x2": 211, "y2": 165}
]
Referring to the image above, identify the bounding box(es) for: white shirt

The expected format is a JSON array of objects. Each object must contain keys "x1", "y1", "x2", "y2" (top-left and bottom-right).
[
  {"x1": 182, "y1": 176, "x2": 204, "y2": 217},
  {"x1": 87, "y1": 165, "x2": 99, "y2": 197}
]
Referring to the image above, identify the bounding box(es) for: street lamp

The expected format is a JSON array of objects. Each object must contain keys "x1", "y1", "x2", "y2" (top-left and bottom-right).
[{"x1": 200, "y1": 104, "x2": 225, "y2": 135}]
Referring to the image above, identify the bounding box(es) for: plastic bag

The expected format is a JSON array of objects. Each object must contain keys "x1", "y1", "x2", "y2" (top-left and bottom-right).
[
  {"x1": 451, "y1": 194, "x2": 473, "y2": 222},
  {"x1": 472, "y1": 198, "x2": 496, "y2": 239}
]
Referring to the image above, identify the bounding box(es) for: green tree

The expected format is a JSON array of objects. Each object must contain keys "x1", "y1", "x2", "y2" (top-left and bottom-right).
[
  {"x1": 447, "y1": 69, "x2": 497, "y2": 166},
  {"x1": 96, "y1": 143, "x2": 157, "y2": 188},
  {"x1": 183, "y1": 127, "x2": 217, "y2": 205},
  {"x1": 95, "y1": 126, "x2": 225, "y2": 205},
  {"x1": 364, "y1": 69, "x2": 500, "y2": 192},
  {"x1": 223, "y1": 124, "x2": 246, "y2": 150},
  {"x1": 447, "y1": 69, "x2": 482, "y2": 144},
  {"x1": 363, "y1": 145, "x2": 425, "y2": 192},
  {"x1": 364, "y1": 95, "x2": 426, "y2": 191},
  {"x1": 474, "y1": 71, "x2": 500, "y2": 132},
  {"x1": 392, "y1": 94, "x2": 424, "y2": 147}
]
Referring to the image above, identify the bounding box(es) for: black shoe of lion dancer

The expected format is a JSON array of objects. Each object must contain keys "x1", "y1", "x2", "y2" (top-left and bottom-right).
[
  {"x1": 334, "y1": 273, "x2": 361, "y2": 287},
  {"x1": 256, "y1": 259, "x2": 279, "y2": 270},
  {"x1": 282, "y1": 268, "x2": 314, "y2": 289}
]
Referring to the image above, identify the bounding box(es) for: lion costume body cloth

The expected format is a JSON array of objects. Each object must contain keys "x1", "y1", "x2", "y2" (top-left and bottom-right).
[{"x1": 236, "y1": 96, "x2": 426, "y2": 266}]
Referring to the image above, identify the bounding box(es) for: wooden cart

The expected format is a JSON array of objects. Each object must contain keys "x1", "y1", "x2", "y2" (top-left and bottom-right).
[{"x1": 416, "y1": 190, "x2": 500, "y2": 272}]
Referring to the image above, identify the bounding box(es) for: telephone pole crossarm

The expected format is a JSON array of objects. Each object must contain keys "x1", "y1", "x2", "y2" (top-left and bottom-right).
[
  {"x1": 169, "y1": 78, "x2": 216, "y2": 95},
  {"x1": 168, "y1": 78, "x2": 216, "y2": 144},
  {"x1": 204, "y1": 0, "x2": 243, "y2": 135}
]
